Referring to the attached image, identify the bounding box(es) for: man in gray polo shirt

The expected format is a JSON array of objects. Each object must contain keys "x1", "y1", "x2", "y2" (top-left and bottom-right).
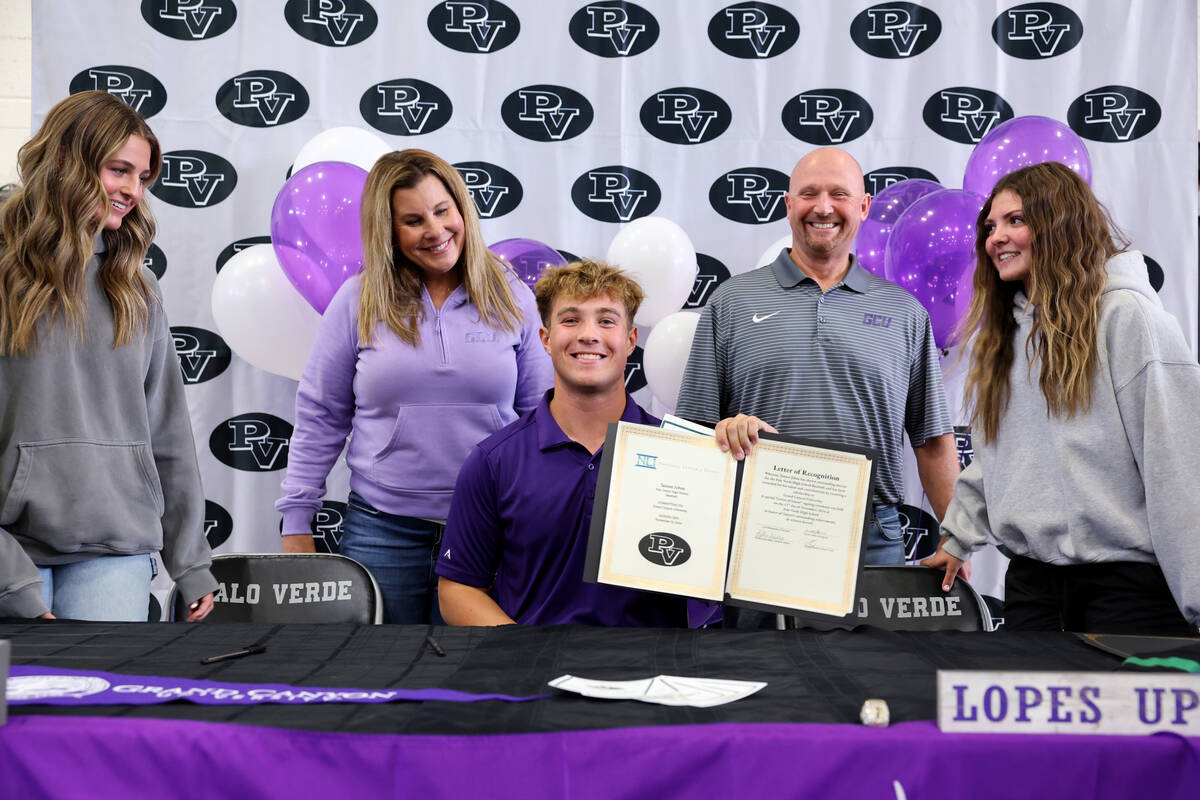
[{"x1": 677, "y1": 147, "x2": 958, "y2": 570}]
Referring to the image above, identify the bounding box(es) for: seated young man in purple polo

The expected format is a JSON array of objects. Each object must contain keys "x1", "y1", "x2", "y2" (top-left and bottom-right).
[{"x1": 436, "y1": 259, "x2": 687, "y2": 626}]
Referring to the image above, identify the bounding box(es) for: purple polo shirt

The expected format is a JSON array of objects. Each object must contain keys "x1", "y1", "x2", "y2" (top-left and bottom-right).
[{"x1": 437, "y1": 391, "x2": 688, "y2": 627}]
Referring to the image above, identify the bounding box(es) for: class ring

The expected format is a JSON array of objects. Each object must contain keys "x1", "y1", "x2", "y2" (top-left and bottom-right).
[{"x1": 860, "y1": 698, "x2": 890, "y2": 727}]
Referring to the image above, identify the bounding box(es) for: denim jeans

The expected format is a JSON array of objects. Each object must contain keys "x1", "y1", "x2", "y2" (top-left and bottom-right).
[
  {"x1": 38, "y1": 553, "x2": 154, "y2": 621},
  {"x1": 864, "y1": 504, "x2": 905, "y2": 566},
  {"x1": 340, "y1": 492, "x2": 444, "y2": 625}
]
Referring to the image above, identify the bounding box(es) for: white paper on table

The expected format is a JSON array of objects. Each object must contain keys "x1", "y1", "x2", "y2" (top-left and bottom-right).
[{"x1": 549, "y1": 674, "x2": 766, "y2": 708}]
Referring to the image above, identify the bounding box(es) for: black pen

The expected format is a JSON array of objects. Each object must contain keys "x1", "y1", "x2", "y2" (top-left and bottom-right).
[
  {"x1": 201, "y1": 644, "x2": 266, "y2": 664},
  {"x1": 424, "y1": 635, "x2": 446, "y2": 657}
]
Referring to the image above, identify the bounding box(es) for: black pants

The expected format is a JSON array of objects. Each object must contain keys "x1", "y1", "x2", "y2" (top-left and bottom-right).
[{"x1": 1003, "y1": 555, "x2": 1194, "y2": 634}]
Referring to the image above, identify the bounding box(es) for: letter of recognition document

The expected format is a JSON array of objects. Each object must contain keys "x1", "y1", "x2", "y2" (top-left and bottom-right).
[{"x1": 584, "y1": 422, "x2": 877, "y2": 618}]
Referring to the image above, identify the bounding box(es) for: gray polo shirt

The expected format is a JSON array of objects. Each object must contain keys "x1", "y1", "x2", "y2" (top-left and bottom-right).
[{"x1": 676, "y1": 250, "x2": 952, "y2": 506}]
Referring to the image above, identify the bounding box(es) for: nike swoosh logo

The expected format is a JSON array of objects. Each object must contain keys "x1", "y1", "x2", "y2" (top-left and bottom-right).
[{"x1": 752, "y1": 311, "x2": 781, "y2": 323}]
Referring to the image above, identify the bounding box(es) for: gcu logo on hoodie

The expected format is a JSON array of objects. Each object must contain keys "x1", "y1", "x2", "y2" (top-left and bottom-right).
[{"x1": 284, "y1": 0, "x2": 378, "y2": 47}]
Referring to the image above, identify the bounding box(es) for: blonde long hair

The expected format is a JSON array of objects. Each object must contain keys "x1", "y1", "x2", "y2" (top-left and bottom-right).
[
  {"x1": 0, "y1": 91, "x2": 162, "y2": 356},
  {"x1": 358, "y1": 149, "x2": 522, "y2": 345},
  {"x1": 959, "y1": 162, "x2": 1125, "y2": 443}
]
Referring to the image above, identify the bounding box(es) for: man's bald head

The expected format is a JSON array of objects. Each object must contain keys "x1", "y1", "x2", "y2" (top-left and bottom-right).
[{"x1": 784, "y1": 147, "x2": 871, "y2": 268}]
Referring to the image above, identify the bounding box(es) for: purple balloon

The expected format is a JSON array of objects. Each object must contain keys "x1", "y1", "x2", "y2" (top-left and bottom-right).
[
  {"x1": 962, "y1": 115, "x2": 1091, "y2": 199},
  {"x1": 271, "y1": 161, "x2": 368, "y2": 314},
  {"x1": 489, "y1": 238, "x2": 567, "y2": 291},
  {"x1": 856, "y1": 179, "x2": 942, "y2": 278},
  {"x1": 884, "y1": 189, "x2": 986, "y2": 349}
]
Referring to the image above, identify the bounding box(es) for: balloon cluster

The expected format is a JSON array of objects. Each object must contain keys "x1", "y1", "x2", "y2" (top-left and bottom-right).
[{"x1": 856, "y1": 115, "x2": 1091, "y2": 349}]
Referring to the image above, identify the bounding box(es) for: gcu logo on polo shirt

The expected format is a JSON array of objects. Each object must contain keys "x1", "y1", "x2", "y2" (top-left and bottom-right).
[
  {"x1": 992, "y1": 3, "x2": 1083, "y2": 59},
  {"x1": 143, "y1": 243, "x2": 168, "y2": 280},
  {"x1": 709, "y1": 168, "x2": 789, "y2": 225},
  {"x1": 1068, "y1": 86, "x2": 1161, "y2": 143},
  {"x1": 70, "y1": 67, "x2": 167, "y2": 118},
  {"x1": 216, "y1": 236, "x2": 272, "y2": 273},
  {"x1": 708, "y1": 3, "x2": 799, "y2": 59},
  {"x1": 641, "y1": 88, "x2": 732, "y2": 145},
  {"x1": 862, "y1": 313, "x2": 893, "y2": 329},
  {"x1": 783, "y1": 90, "x2": 873, "y2": 145},
  {"x1": 454, "y1": 161, "x2": 523, "y2": 219},
  {"x1": 360, "y1": 79, "x2": 453, "y2": 136},
  {"x1": 850, "y1": 3, "x2": 941, "y2": 59},
  {"x1": 429, "y1": 1, "x2": 520, "y2": 53},
  {"x1": 569, "y1": 2, "x2": 659, "y2": 57},
  {"x1": 141, "y1": 0, "x2": 237, "y2": 40},
  {"x1": 152, "y1": 151, "x2": 238, "y2": 208},
  {"x1": 571, "y1": 166, "x2": 661, "y2": 223},
  {"x1": 686, "y1": 254, "x2": 731, "y2": 308},
  {"x1": 217, "y1": 71, "x2": 309, "y2": 127},
  {"x1": 172, "y1": 326, "x2": 231, "y2": 385},
  {"x1": 922, "y1": 88, "x2": 1014, "y2": 144},
  {"x1": 284, "y1": 0, "x2": 378, "y2": 47},
  {"x1": 864, "y1": 166, "x2": 940, "y2": 195},
  {"x1": 502, "y1": 85, "x2": 594, "y2": 142},
  {"x1": 205, "y1": 499, "x2": 233, "y2": 549},
  {"x1": 639, "y1": 533, "x2": 692, "y2": 567},
  {"x1": 210, "y1": 413, "x2": 293, "y2": 472}
]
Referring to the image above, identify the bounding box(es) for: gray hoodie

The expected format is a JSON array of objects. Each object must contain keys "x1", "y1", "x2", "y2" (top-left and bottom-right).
[
  {"x1": 941, "y1": 251, "x2": 1200, "y2": 624},
  {"x1": 0, "y1": 239, "x2": 216, "y2": 617}
]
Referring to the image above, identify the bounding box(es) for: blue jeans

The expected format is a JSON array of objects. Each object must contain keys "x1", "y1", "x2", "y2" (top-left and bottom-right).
[
  {"x1": 864, "y1": 504, "x2": 905, "y2": 566},
  {"x1": 38, "y1": 554, "x2": 154, "y2": 621},
  {"x1": 340, "y1": 492, "x2": 443, "y2": 625}
]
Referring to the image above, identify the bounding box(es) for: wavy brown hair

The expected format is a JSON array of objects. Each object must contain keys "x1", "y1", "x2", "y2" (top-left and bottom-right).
[
  {"x1": 958, "y1": 161, "x2": 1125, "y2": 443},
  {"x1": 534, "y1": 259, "x2": 643, "y2": 327},
  {"x1": 0, "y1": 91, "x2": 162, "y2": 356},
  {"x1": 358, "y1": 149, "x2": 522, "y2": 346}
]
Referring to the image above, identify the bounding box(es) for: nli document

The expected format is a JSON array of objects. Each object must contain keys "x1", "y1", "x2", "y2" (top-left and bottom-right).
[{"x1": 584, "y1": 422, "x2": 876, "y2": 618}]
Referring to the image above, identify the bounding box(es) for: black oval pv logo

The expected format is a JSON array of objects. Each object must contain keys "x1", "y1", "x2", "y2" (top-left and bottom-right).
[
  {"x1": 216, "y1": 70, "x2": 309, "y2": 127},
  {"x1": 640, "y1": 87, "x2": 732, "y2": 145},
  {"x1": 685, "y1": 253, "x2": 732, "y2": 309},
  {"x1": 455, "y1": 161, "x2": 523, "y2": 219},
  {"x1": 1067, "y1": 85, "x2": 1161, "y2": 143},
  {"x1": 850, "y1": 3, "x2": 941, "y2": 59},
  {"x1": 570, "y1": 165, "x2": 661, "y2": 223},
  {"x1": 141, "y1": 0, "x2": 236, "y2": 40},
  {"x1": 428, "y1": 0, "x2": 520, "y2": 53},
  {"x1": 284, "y1": 0, "x2": 378, "y2": 47},
  {"x1": 922, "y1": 87, "x2": 1014, "y2": 144},
  {"x1": 708, "y1": 3, "x2": 799, "y2": 59},
  {"x1": 204, "y1": 499, "x2": 233, "y2": 549},
  {"x1": 209, "y1": 413, "x2": 293, "y2": 472},
  {"x1": 625, "y1": 345, "x2": 647, "y2": 393},
  {"x1": 1144, "y1": 254, "x2": 1164, "y2": 292},
  {"x1": 216, "y1": 236, "x2": 272, "y2": 273},
  {"x1": 313, "y1": 501, "x2": 347, "y2": 553},
  {"x1": 709, "y1": 167, "x2": 789, "y2": 225},
  {"x1": 501, "y1": 84, "x2": 594, "y2": 142},
  {"x1": 898, "y1": 504, "x2": 940, "y2": 562},
  {"x1": 171, "y1": 326, "x2": 232, "y2": 385},
  {"x1": 359, "y1": 78, "x2": 453, "y2": 136},
  {"x1": 569, "y1": 2, "x2": 660, "y2": 57},
  {"x1": 151, "y1": 150, "x2": 238, "y2": 208},
  {"x1": 864, "y1": 166, "x2": 941, "y2": 196},
  {"x1": 782, "y1": 89, "x2": 873, "y2": 145},
  {"x1": 69, "y1": 65, "x2": 168, "y2": 118},
  {"x1": 638, "y1": 533, "x2": 692, "y2": 567},
  {"x1": 143, "y1": 242, "x2": 168, "y2": 280},
  {"x1": 992, "y1": 2, "x2": 1083, "y2": 59}
]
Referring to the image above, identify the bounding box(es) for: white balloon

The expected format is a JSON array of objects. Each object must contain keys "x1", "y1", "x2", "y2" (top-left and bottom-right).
[
  {"x1": 212, "y1": 244, "x2": 322, "y2": 381},
  {"x1": 755, "y1": 232, "x2": 793, "y2": 270},
  {"x1": 642, "y1": 311, "x2": 701, "y2": 411},
  {"x1": 606, "y1": 216, "x2": 697, "y2": 327},
  {"x1": 293, "y1": 127, "x2": 391, "y2": 174}
]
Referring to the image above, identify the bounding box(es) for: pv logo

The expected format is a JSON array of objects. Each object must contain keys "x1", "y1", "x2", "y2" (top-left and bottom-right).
[
  {"x1": 640, "y1": 87, "x2": 732, "y2": 145},
  {"x1": 1144, "y1": 254, "x2": 1164, "y2": 292},
  {"x1": 708, "y1": 2, "x2": 800, "y2": 59},
  {"x1": 638, "y1": 533, "x2": 692, "y2": 567},
  {"x1": 1067, "y1": 85, "x2": 1161, "y2": 143},
  {"x1": 140, "y1": 0, "x2": 237, "y2": 40},
  {"x1": 568, "y1": 2, "x2": 660, "y2": 58},
  {"x1": 144, "y1": 242, "x2": 168, "y2": 280},
  {"x1": 359, "y1": 78, "x2": 454, "y2": 136},
  {"x1": 625, "y1": 345, "x2": 647, "y2": 393},
  {"x1": 685, "y1": 254, "x2": 731, "y2": 309},
  {"x1": 204, "y1": 499, "x2": 233, "y2": 549},
  {"x1": 570, "y1": 166, "x2": 661, "y2": 223},
  {"x1": 69, "y1": 66, "x2": 167, "y2": 118},
  {"x1": 428, "y1": 1, "x2": 520, "y2": 53},
  {"x1": 501, "y1": 85, "x2": 594, "y2": 142},
  {"x1": 216, "y1": 236, "x2": 272, "y2": 273},
  {"x1": 454, "y1": 161, "x2": 523, "y2": 219},
  {"x1": 209, "y1": 413, "x2": 293, "y2": 472},
  {"x1": 708, "y1": 167, "x2": 789, "y2": 225},
  {"x1": 782, "y1": 89, "x2": 874, "y2": 145},
  {"x1": 171, "y1": 326, "x2": 232, "y2": 385},
  {"x1": 922, "y1": 87, "x2": 1014, "y2": 144},
  {"x1": 217, "y1": 71, "x2": 310, "y2": 127},
  {"x1": 850, "y1": 3, "x2": 941, "y2": 59},
  {"x1": 898, "y1": 504, "x2": 940, "y2": 562},
  {"x1": 151, "y1": 150, "x2": 238, "y2": 208},
  {"x1": 312, "y1": 501, "x2": 348, "y2": 553},
  {"x1": 864, "y1": 166, "x2": 940, "y2": 195},
  {"x1": 953, "y1": 425, "x2": 973, "y2": 470},
  {"x1": 992, "y1": 2, "x2": 1083, "y2": 59},
  {"x1": 284, "y1": 0, "x2": 378, "y2": 47}
]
